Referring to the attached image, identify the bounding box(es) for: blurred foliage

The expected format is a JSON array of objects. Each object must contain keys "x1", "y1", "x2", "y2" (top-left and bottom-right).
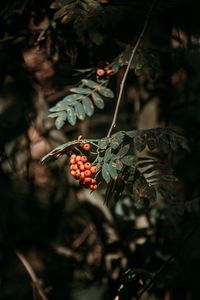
[{"x1": 1, "y1": 1, "x2": 200, "y2": 300}]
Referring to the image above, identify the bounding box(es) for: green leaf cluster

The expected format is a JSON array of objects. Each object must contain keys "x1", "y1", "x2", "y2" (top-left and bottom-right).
[{"x1": 49, "y1": 79, "x2": 114, "y2": 129}]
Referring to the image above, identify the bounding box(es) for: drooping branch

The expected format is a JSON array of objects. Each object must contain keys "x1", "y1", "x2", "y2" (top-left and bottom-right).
[
  {"x1": 107, "y1": 0, "x2": 157, "y2": 138},
  {"x1": 15, "y1": 250, "x2": 49, "y2": 300}
]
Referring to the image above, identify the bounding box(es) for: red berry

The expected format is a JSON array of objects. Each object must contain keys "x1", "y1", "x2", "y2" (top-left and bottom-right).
[
  {"x1": 84, "y1": 162, "x2": 91, "y2": 170},
  {"x1": 91, "y1": 178, "x2": 97, "y2": 185},
  {"x1": 71, "y1": 154, "x2": 76, "y2": 159},
  {"x1": 77, "y1": 161, "x2": 83, "y2": 167},
  {"x1": 81, "y1": 155, "x2": 87, "y2": 162},
  {"x1": 82, "y1": 144, "x2": 91, "y2": 151},
  {"x1": 76, "y1": 155, "x2": 81, "y2": 162},
  {"x1": 70, "y1": 158, "x2": 76, "y2": 164},
  {"x1": 71, "y1": 170, "x2": 76, "y2": 176},
  {"x1": 75, "y1": 170, "x2": 81, "y2": 178},
  {"x1": 90, "y1": 166, "x2": 97, "y2": 174},
  {"x1": 79, "y1": 165, "x2": 85, "y2": 171},
  {"x1": 85, "y1": 170, "x2": 91, "y2": 177},
  {"x1": 83, "y1": 177, "x2": 92, "y2": 185},
  {"x1": 80, "y1": 172, "x2": 85, "y2": 179},
  {"x1": 71, "y1": 164, "x2": 78, "y2": 171},
  {"x1": 97, "y1": 69, "x2": 105, "y2": 76}
]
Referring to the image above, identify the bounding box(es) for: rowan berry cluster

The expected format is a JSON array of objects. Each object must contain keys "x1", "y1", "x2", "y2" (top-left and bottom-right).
[
  {"x1": 69, "y1": 143, "x2": 97, "y2": 190},
  {"x1": 96, "y1": 62, "x2": 113, "y2": 80}
]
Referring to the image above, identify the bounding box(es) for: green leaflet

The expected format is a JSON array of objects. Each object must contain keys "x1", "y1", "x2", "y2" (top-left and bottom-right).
[
  {"x1": 111, "y1": 131, "x2": 124, "y2": 149},
  {"x1": 49, "y1": 94, "x2": 81, "y2": 112},
  {"x1": 117, "y1": 144, "x2": 130, "y2": 158},
  {"x1": 98, "y1": 137, "x2": 110, "y2": 149},
  {"x1": 121, "y1": 155, "x2": 136, "y2": 167},
  {"x1": 81, "y1": 79, "x2": 98, "y2": 88},
  {"x1": 107, "y1": 163, "x2": 118, "y2": 180},
  {"x1": 115, "y1": 159, "x2": 123, "y2": 171},
  {"x1": 55, "y1": 111, "x2": 67, "y2": 129},
  {"x1": 70, "y1": 87, "x2": 92, "y2": 94},
  {"x1": 124, "y1": 130, "x2": 137, "y2": 138},
  {"x1": 66, "y1": 106, "x2": 77, "y2": 125},
  {"x1": 98, "y1": 86, "x2": 114, "y2": 98},
  {"x1": 92, "y1": 92, "x2": 105, "y2": 109},
  {"x1": 48, "y1": 112, "x2": 62, "y2": 118},
  {"x1": 102, "y1": 162, "x2": 111, "y2": 183},
  {"x1": 82, "y1": 96, "x2": 94, "y2": 117},
  {"x1": 74, "y1": 102, "x2": 86, "y2": 120}
]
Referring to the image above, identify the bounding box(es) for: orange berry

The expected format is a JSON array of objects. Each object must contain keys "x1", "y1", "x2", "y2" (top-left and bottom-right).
[
  {"x1": 91, "y1": 178, "x2": 96, "y2": 184},
  {"x1": 70, "y1": 158, "x2": 76, "y2": 164},
  {"x1": 80, "y1": 172, "x2": 85, "y2": 179},
  {"x1": 81, "y1": 155, "x2": 87, "y2": 162},
  {"x1": 97, "y1": 69, "x2": 105, "y2": 76},
  {"x1": 90, "y1": 166, "x2": 97, "y2": 174},
  {"x1": 71, "y1": 154, "x2": 76, "y2": 159},
  {"x1": 75, "y1": 170, "x2": 81, "y2": 178},
  {"x1": 84, "y1": 162, "x2": 91, "y2": 170},
  {"x1": 83, "y1": 177, "x2": 92, "y2": 184},
  {"x1": 77, "y1": 161, "x2": 83, "y2": 167},
  {"x1": 82, "y1": 143, "x2": 91, "y2": 151},
  {"x1": 70, "y1": 165, "x2": 74, "y2": 170},
  {"x1": 85, "y1": 170, "x2": 91, "y2": 177},
  {"x1": 75, "y1": 155, "x2": 81, "y2": 162},
  {"x1": 71, "y1": 170, "x2": 76, "y2": 176},
  {"x1": 79, "y1": 165, "x2": 85, "y2": 171},
  {"x1": 72, "y1": 164, "x2": 78, "y2": 171}
]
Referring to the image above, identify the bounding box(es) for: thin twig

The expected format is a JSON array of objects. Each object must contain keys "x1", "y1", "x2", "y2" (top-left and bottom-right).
[
  {"x1": 136, "y1": 220, "x2": 200, "y2": 300},
  {"x1": 106, "y1": 0, "x2": 157, "y2": 138},
  {"x1": 15, "y1": 250, "x2": 48, "y2": 300}
]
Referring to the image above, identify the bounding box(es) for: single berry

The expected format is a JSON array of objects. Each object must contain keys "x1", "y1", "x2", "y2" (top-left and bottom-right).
[
  {"x1": 81, "y1": 155, "x2": 87, "y2": 162},
  {"x1": 71, "y1": 154, "x2": 77, "y2": 159},
  {"x1": 71, "y1": 164, "x2": 78, "y2": 171},
  {"x1": 106, "y1": 69, "x2": 113, "y2": 76},
  {"x1": 90, "y1": 166, "x2": 97, "y2": 174},
  {"x1": 97, "y1": 69, "x2": 105, "y2": 76},
  {"x1": 75, "y1": 170, "x2": 81, "y2": 178},
  {"x1": 82, "y1": 143, "x2": 91, "y2": 151},
  {"x1": 75, "y1": 155, "x2": 81, "y2": 162},
  {"x1": 70, "y1": 158, "x2": 76, "y2": 164},
  {"x1": 80, "y1": 172, "x2": 85, "y2": 179},
  {"x1": 84, "y1": 162, "x2": 91, "y2": 170},
  {"x1": 70, "y1": 165, "x2": 74, "y2": 171},
  {"x1": 83, "y1": 177, "x2": 92, "y2": 185},
  {"x1": 91, "y1": 178, "x2": 97, "y2": 185},
  {"x1": 85, "y1": 170, "x2": 91, "y2": 177},
  {"x1": 71, "y1": 170, "x2": 76, "y2": 176},
  {"x1": 79, "y1": 165, "x2": 85, "y2": 171},
  {"x1": 77, "y1": 161, "x2": 83, "y2": 166}
]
